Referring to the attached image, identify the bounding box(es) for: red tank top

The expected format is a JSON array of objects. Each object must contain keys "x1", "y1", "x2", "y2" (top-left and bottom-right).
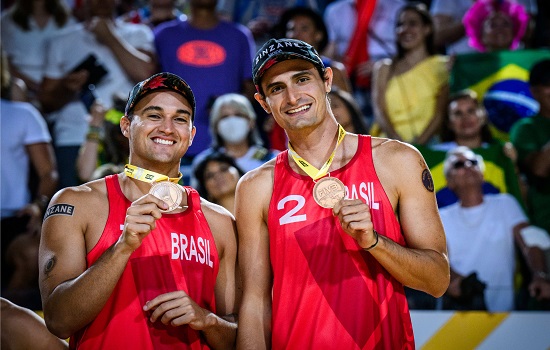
[
  {"x1": 70, "y1": 175, "x2": 219, "y2": 350},
  {"x1": 268, "y1": 135, "x2": 414, "y2": 349}
]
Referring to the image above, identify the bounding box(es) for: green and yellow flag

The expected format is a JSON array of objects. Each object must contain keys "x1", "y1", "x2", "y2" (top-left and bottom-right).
[{"x1": 451, "y1": 49, "x2": 550, "y2": 140}]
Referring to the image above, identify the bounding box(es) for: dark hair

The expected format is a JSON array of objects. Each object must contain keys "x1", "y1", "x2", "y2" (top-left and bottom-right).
[
  {"x1": 440, "y1": 90, "x2": 494, "y2": 143},
  {"x1": 193, "y1": 152, "x2": 245, "y2": 198},
  {"x1": 529, "y1": 59, "x2": 550, "y2": 86},
  {"x1": 275, "y1": 6, "x2": 329, "y2": 53},
  {"x1": 11, "y1": 0, "x2": 70, "y2": 30},
  {"x1": 395, "y1": 2, "x2": 435, "y2": 59},
  {"x1": 328, "y1": 87, "x2": 369, "y2": 134}
]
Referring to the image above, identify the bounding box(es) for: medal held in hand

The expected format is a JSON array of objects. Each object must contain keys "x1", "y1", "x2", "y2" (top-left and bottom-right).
[
  {"x1": 149, "y1": 181, "x2": 184, "y2": 213},
  {"x1": 124, "y1": 164, "x2": 187, "y2": 213},
  {"x1": 313, "y1": 177, "x2": 346, "y2": 208}
]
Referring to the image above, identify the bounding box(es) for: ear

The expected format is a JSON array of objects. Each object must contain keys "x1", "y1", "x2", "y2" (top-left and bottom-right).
[
  {"x1": 120, "y1": 116, "x2": 131, "y2": 138},
  {"x1": 189, "y1": 125, "x2": 196, "y2": 146},
  {"x1": 324, "y1": 67, "x2": 334, "y2": 93},
  {"x1": 254, "y1": 92, "x2": 271, "y2": 114}
]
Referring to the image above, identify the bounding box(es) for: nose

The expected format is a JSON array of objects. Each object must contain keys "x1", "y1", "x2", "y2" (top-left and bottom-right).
[
  {"x1": 158, "y1": 118, "x2": 175, "y2": 133},
  {"x1": 285, "y1": 87, "x2": 300, "y2": 106}
]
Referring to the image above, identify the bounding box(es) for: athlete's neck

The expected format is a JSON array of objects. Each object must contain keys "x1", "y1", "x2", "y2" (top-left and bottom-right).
[{"x1": 287, "y1": 121, "x2": 340, "y2": 169}]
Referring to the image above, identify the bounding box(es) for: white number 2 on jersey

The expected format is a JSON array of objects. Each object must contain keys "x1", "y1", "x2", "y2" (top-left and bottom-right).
[{"x1": 278, "y1": 195, "x2": 307, "y2": 225}]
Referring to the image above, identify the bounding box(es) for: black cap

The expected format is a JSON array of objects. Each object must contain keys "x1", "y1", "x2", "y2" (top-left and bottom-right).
[
  {"x1": 125, "y1": 72, "x2": 196, "y2": 119},
  {"x1": 252, "y1": 38, "x2": 325, "y2": 92}
]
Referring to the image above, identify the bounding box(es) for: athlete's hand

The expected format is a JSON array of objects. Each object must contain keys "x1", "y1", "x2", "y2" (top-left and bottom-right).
[
  {"x1": 333, "y1": 199, "x2": 377, "y2": 249},
  {"x1": 143, "y1": 291, "x2": 213, "y2": 330},
  {"x1": 118, "y1": 194, "x2": 168, "y2": 252}
]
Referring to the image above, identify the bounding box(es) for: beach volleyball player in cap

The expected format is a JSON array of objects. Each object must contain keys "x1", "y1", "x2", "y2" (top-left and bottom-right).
[
  {"x1": 236, "y1": 38, "x2": 450, "y2": 348},
  {"x1": 38, "y1": 72, "x2": 239, "y2": 349}
]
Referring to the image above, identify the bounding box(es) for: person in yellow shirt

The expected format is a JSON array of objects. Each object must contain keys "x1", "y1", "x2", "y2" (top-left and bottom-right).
[{"x1": 372, "y1": 2, "x2": 449, "y2": 144}]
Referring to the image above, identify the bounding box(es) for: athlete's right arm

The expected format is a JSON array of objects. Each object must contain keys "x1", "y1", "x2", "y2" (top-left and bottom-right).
[
  {"x1": 235, "y1": 166, "x2": 273, "y2": 349},
  {"x1": 38, "y1": 184, "x2": 168, "y2": 339}
]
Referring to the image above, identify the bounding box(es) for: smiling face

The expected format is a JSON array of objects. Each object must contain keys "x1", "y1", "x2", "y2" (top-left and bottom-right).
[
  {"x1": 482, "y1": 12, "x2": 514, "y2": 51},
  {"x1": 396, "y1": 9, "x2": 431, "y2": 52},
  {"x1": 286, "y1": 15, "x2": 323, "y2": 49},
  {"x1": 448, "y1": 97, "x2": 486, "y2": 140},
  {"x1": 203, "y1": 160, "x2": 241, "y2": 201},
  {"x1": 121, "y1": 90, "x2": 195, "y2": 173},
  {"x1": 255, "y1": 59, "x2": 332, "y2": 132}
]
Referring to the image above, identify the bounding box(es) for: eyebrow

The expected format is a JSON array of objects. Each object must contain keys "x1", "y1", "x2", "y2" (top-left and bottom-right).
[
  {"x1": 265, "y1": 69, "x2": 315, "y2": 92},
  {"x1": 142, "y1": 105, "x2": 191, "y2": 116}
]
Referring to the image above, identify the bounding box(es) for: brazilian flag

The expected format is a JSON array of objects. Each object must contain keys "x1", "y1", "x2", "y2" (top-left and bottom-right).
[
  {"x1": 451, "y1": 49, "x2": 550, "y2": 141},
  {"x1": 417, "y1": 142, "x2": 525, "y2": 211}
]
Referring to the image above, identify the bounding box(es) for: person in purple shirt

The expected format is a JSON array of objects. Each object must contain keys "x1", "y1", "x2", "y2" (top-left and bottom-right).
[{"x1": 154, "y1": 0, "x2": 256, "y2": 184}]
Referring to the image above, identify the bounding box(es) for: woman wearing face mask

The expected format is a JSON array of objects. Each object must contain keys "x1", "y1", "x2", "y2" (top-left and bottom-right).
[{"x1": 190, "y1": 93, "x2": 278, "y2": 186}]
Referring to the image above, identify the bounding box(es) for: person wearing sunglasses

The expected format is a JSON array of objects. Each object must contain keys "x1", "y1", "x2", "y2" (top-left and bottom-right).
[{"x1": 438, "y1": 146, "x2": 546, "y2": 311}]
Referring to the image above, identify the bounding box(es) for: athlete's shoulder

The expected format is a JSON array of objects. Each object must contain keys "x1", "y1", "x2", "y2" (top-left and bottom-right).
[
  {"x1": 371, "y1": 137, "x2": 427, "y2": 172},
  {"x1": 49, "y1": 178, "x2": 109, "y2": 211}
]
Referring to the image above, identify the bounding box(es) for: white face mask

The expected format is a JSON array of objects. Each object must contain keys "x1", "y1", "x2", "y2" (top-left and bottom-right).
[{"x1": 217, "y1": 116, "x2": 250, "y2": 144}]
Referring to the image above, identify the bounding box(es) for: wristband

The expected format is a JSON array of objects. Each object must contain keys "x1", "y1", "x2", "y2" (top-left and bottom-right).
[
  {"x1": 86, "y1": 131, "x2": 101, "y2": 142},
  {"x1": 364, "y1": 230, "x2": 379, "y2": 251}
]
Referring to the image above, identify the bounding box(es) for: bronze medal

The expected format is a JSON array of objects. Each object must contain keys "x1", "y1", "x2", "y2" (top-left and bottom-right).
[
  {"x1": 149, "y1": 181, "x2": 184, "y2": 213},
  {"x1": 313, "y1": 177, "x2": 345, "y2": 209}
]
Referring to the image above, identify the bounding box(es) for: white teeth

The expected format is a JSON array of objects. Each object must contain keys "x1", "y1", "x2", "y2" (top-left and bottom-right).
[
  {"x1": 154, "y1": 138, "x2": 174, "y2": 145},
  {"x1": 288, "y1": 105, "x2": 310, "y2": 114}
]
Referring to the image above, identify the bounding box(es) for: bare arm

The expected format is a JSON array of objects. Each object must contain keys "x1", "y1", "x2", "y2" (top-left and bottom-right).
[
  {"x1": 39, "y1": 187, "x2": 168, "y2": 339},
  {"x1": 88, "y1": 17, "x2": 156, "y2": 82},
  {"x1": 143, "y1": 202, "x2": 239, "y2": 349},
  {"x1": 235, "y1": 166, "x2": 273, "y2": 349},
  {"x1": 433, "y1": 14, "x2": 465, "y2": 49},
  {"x1": 1, "y1": 298, "x2": 68, "y2": 350},
  {"x1": 39, "y1": 71, "x2": 88, "y2": 113},
  {"x1": 76, "y1": 102, "x2": 106, "y2": 182},
  {"x1": 415, "y1": 83, "x2": 449, "y2": 144},
  {"x1": 334, "y1": 140, "x2": 450, "y2": 297},
  {"x1": 514, "y1": 223, "x2": 550, "y2": 301},
  {"x1": 371, "y1": 59, "x2": 401, "y2": 140},
  {"x1": 19, "y1": 142, "x2": 59, "y2": 232}
]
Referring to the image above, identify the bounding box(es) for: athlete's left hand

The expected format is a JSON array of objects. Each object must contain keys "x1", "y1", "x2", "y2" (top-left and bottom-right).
[
  {"x1": 143, "y1": 291, "x2": 213, "y2": 330},
  {"x1": 333, "y1": 199, "x2": 377, "y2": 249}
]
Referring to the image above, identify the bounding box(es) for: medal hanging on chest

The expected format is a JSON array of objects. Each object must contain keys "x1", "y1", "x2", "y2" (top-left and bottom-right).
[
  {"x1": 124, "y1": 164, "x2": 187, "y2": 213},
  {"x1": 288, "y1": 125, "x2": 347, "y2": 209}
]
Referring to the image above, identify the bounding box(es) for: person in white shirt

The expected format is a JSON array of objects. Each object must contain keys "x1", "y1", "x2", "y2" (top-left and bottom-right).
[{"x1": 439, "y1": 146, "x2": 534, "y2": 311}]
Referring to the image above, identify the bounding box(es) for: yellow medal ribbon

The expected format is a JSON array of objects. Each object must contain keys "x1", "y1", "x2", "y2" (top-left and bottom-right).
[
  {"x1": 124, "y1": 164, "x2": 182, "y2": 184},
  {"x1": 288, "y1": 124, "x2": 346, "y2": 180}
]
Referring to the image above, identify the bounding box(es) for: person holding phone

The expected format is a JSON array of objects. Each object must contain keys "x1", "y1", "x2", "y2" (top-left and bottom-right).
[{"x1": 39, "y1": 0, "x2": 156, "y2": 189}]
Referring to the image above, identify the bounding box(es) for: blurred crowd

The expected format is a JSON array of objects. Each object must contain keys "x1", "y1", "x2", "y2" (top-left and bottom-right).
[{"x1": 1, "y1": 0, "x2": 549, "y2": 320}]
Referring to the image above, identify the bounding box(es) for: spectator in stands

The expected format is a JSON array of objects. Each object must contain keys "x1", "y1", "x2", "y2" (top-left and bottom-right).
[
  {"x1": 1, "y1": 51, "x2": 58, "y2": 309},
  {"x1": 1, "y1": 0, "x2": 75, "y2": 102},
  {"x1": 324, "y1": 0, "x2": 406, "y2": 120},
  {"x1": 76, "y1": 94, "x2": 129, "y2": 182},
  {"x1": 216, "y1": 0, "x2": 320, "y2": 49},
  {"x1": 276, "y1": 6, "x2": 352, "y2": 93},
  {"x1": 191, "y1": 93, "x2": 277, "y2": 186},
  {"x1": 39, "y1": 0, "x2": 156, "y2": 189},
  {"x1": 194, "y1": 152, "x2": 244, "y2": 215},
  {"x1": 328, "y1": 87, "x2": 369, "y2": 134},
  {"x1": 439, "y1": 146, "x2": 534, "y2": 311},
  {"x1": 154, "y1": 0, "x2": 256, "y2": 183},
  {"x1": 510, "y1": 59, "x2": 550, "y2": 234},
  {"x1": 417, "y1": 89, "x2": 524, "y2": 209},
  {"x1": 463, "y1": 0, "x2": 530, "y2": 53},
  {"x1": 120, "y1": 0, "x2": 187, "y2": 29},
  {"x1": 430, "y1": 0, "x2": 536, "y2": 54},
  {"x1": 372, "y1": 2, "x2": 449, "y2": 144}
]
